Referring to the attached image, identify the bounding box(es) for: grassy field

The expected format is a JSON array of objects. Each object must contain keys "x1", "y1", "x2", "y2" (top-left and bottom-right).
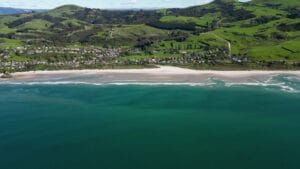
[
  {"x1": 160, "y1": 13, "x2": 220, "y2": 27},
  {"x1": 0, "y1": 16, "x2": 17, "y2": 33},
  {"x1": 0, "y1": 38, "x2": 22, "y2": 48},
  {"x1": 61, "y1": 19, "x2": 85, "y2": 27},
  {"x1": 111, "y1": 24, "x2": 167, "y2": 39},
  {"x1": 249, "y1": 38, "x2": 300, "y2": 61},
  {"x1": 8, "y1": 54, "x2": 31, "y2": 62},
  {"x1": 96, "y1": 24, "x2": 168, "y2": 47},
  {"x1": 17, "y1": 19, "x2": 52, "y2": 30}
]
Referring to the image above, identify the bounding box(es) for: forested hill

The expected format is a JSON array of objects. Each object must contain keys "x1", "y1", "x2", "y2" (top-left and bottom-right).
[{"x1": 0, "y1": 0, "x2": 299, "y2": 71}]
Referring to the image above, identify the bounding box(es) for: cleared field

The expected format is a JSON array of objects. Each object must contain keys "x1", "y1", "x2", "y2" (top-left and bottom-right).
[
  {"x1": 17, "y1": 19, "x2": 52, "y2": 30},
  {"x1": 160, "y1": 13, "x2": 220, "y2": 27},
  {"x1": 0, "y1": 38, "x2": 22, "y2": 48}
]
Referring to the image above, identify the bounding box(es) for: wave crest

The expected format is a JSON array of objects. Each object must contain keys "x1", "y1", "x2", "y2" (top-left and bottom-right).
[{"x1": 1, "y1": 75, "x2": 299, "y2": 93}]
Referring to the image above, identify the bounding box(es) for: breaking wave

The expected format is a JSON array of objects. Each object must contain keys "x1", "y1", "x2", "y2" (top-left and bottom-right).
[
  {"x1": 0, "y1": 75, "x2": 299, "y2": 93},
  {"x1": 224, "y1": 75, "x2": 300, "y2": 93}
]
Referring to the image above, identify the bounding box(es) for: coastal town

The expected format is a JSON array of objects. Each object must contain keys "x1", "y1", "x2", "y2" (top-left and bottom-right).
[
  {"x1": 0, "y1": 46, "x2": 300, "y2": 73},
  {"x1": 1, "y1": 45, "x2": 299, "y2": 77},
  {"x1": 0, "y1": 46, "x2": 121, "y2": 72}
]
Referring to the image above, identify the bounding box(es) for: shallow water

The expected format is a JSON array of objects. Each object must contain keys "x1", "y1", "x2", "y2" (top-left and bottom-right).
[{"x1": 0, "y1": 76, "x2": 300, "y2": 169}]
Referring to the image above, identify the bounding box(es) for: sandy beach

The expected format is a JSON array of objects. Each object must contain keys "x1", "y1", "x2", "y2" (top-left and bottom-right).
[{"x1": 1, "y1": 66, "x2": 300, "y2": 83}]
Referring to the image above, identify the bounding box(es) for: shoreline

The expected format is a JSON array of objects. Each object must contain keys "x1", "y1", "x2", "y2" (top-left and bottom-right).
[
  {"x1": 6, "y1": 66, "x2": 300, "y2": 75},
  {"x1": 1, "y1": 66, "x2": 300, "y2": 83}
]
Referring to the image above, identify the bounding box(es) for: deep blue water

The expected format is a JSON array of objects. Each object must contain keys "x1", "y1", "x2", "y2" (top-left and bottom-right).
[{"x1": 0, "y1": 76, "x2": 300, "y2": 169}]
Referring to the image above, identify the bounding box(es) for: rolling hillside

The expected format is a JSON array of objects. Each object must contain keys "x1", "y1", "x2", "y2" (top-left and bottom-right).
[{"x1": 0, "y1": 0, "x2": 299, "y2": 71}]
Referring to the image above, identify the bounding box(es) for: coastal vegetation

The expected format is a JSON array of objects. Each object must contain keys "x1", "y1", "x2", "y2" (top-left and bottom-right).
[{"x1": 0, "y1": 0, "x2": 299, "y2": 72}]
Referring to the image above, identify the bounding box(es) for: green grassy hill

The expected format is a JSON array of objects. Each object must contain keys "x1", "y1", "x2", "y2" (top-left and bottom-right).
[{"x1": 0, "y1": 0, "x2": 299, "y2": 70}]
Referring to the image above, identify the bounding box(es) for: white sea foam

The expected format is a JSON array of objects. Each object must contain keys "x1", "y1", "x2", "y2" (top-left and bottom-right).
[
  {"x1": 225, "y1": 82, "x2": 297, "y2": 93},
  {"x1": 285, "y1": 76, "x2": 300, "y2": 81},
  {"x1": 0, "y1": 75, "x2": 299, "y2": 93},
  {"x1": 225, "y1": 75, "x2": 300, "y2": 93},
  {"x1": 0, "y1": 81, "x2": 216, "y2": 87}
]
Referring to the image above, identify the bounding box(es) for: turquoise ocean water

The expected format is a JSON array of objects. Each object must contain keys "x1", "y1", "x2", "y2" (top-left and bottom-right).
[{"x1": 0, "y1": 75, "x2": 300, "y2": 169}]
